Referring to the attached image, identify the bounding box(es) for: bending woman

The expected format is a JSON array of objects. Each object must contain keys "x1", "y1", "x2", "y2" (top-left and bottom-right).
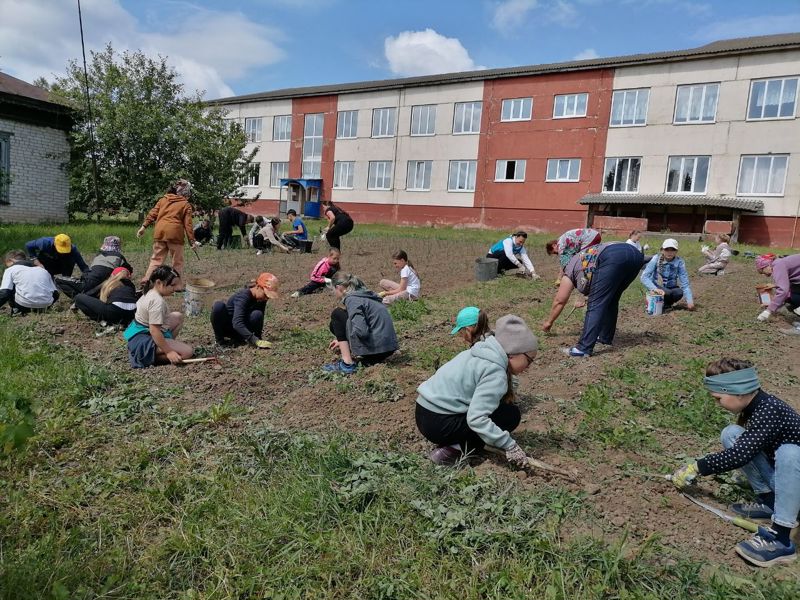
[{"x1": 321, "y1": 199, "x2": 354, "y2": 251}]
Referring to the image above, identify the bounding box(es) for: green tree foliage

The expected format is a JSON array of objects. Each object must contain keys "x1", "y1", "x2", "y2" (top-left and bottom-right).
[{"x1": 45, "y1": 45, "x2": 256, "y2": 216}]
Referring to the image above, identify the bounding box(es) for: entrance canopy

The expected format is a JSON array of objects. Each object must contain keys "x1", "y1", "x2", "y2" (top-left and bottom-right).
[
  {"x1": 279, "y1": 178, "x2": 323, "y2": 218},
  {"x1": 579, "y1": 193, "x2": 763, "y2": 212}
]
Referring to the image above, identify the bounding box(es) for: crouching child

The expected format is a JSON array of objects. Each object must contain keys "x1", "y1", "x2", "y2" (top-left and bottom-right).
[
  {"x1": 671, "y1": 358, "x2": 800, "y2": 567},
  {"x1": 0, "y1": 250, "x2": 59, "y2": 314},
  {"x1": 211, "y1": 272, "x2": 279, "y2": 348}
]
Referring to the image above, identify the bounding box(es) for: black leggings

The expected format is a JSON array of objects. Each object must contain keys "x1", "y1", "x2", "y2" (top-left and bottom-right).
[
  {"x1": 329, "y1": 306, "x2": 392, "y2": 366},
  {"x1": 415, "y1": 403, "x2": 521, "y2": 452},
  {"x1": 326, "y1": 218, "x2": 353, "y2": 250},
  {"x1": 210, "y1": 301, "x2": 264, "y2": 342},
  {"x1": 486, "y1": 251, "x2": 518, "y2": 273},
  {"x1": 74, "y1": 293, "x2": 135, "y2": 325}
]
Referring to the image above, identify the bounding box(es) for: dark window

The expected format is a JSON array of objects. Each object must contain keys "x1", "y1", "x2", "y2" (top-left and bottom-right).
[{"x1": 0, "y1": 133, "x2": 10, "y2": 204}]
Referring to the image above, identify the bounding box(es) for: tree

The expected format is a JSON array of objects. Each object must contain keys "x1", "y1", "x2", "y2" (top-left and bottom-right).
[{"x1": 45, "y1": 45, "x2": 256, "y2": 216}]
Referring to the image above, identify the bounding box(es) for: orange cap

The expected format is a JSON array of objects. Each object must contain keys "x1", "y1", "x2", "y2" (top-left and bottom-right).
[{"x1": 256, "y1": 272, "x2": 279, "y2": 298}]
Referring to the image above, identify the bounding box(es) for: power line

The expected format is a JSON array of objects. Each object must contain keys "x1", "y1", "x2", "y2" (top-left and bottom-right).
[{"x1": 77, "y1": 0, "x2": 102, "y2": 212}]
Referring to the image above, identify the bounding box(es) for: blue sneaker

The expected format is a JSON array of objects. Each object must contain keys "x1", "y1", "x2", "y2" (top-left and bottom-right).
[
  {"x1": 730, "y1": 501, "x2": 773, "y2": 520},
  {"x1": 561, "y1": 346, "x2": 590, "y2": 357},
  {"x1": 322, "y1": 359, "x2": 357, "y2": 375},
  {"x1": 735, "y1": 526, "x2": 796, "y2": 567}
]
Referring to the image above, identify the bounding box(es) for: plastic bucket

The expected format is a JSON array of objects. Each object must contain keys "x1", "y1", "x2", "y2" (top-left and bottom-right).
[
  {"x1": 301, "y1": 240, "x2": 314, "y2": 253},
  {"x1": 645, "y1": 292, "x2": 664, "y2": 316},
  {"x1": 756, "y1": 284, "x2": 774, "y2": 305},
  {"x1": 183, "y1": 277, "x2": 216, "y2": 317},
  {"x1": 475, "y1": 257, "x2": 499, "y2": 282}
]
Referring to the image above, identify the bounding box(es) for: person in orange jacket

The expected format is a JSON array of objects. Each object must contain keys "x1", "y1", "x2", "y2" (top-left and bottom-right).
[{"x1": 137, "y1": 179, "x2": 199, "y2": 291}]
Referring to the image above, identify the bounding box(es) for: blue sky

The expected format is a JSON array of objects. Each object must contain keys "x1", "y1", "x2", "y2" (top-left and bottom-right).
[{"x1": 1, "y1": 0, "x2": 799, "y2": 100}]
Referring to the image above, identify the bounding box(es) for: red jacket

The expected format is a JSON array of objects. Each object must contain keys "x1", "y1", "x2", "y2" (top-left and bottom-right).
[{"x1": 143, "y1": 194, "x2": 195, "y2": 244}]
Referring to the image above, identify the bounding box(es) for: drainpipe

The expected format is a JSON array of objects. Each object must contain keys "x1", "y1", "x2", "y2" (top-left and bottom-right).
[{"x1": 791, "y1": 194, "x2": 800, "y2": 248}]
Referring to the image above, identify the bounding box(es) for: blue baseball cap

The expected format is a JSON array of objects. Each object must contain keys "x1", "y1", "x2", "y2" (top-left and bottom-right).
[{"x1": 451, "y1": 306, "x2": 480, "y2": 335}]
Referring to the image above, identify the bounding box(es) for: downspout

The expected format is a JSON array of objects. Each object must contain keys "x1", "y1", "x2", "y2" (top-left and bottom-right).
[
  {"x1": 791, "y1": 193, "x2": 800, "y2": 248},
  {"x1": 393, "y1": 89, "x2": 402, "y2": 224}
]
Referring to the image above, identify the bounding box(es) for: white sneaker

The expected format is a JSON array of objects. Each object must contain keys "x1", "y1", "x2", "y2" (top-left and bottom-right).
[
  {"x1": 290, "y1": 291, "x2": 300, "y2": 299},
  {"x1": 256, "y1": 250, "x2": 263, "y2": 256}
]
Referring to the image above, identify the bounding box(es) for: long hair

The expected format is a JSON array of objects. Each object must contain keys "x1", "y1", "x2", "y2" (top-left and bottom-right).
[
  {"x1": 100, "y1": 270, "x2": 129, "y2": 303},
  {"x1": 141, "y1": 266, "x2": 178, "y2": 295},
  {"x1": 332, "y1": 273, "x2": 367, "y2": 297},
  {"x1": 392, "y1": 249, "x2": 418, "y2": 279}
]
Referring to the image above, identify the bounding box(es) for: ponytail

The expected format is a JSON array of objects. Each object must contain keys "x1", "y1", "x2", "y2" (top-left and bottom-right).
[
  {"x1": 141, "y1": 266, "x2": 178, "y2": 295},
  {"x1": 392, "y1": 249, "x2": 418, "y2": 279}
]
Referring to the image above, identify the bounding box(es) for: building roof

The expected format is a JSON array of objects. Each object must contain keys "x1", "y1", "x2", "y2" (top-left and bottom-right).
[
  {"x1": 0, "y1": 71, "x2": 73, "y2": 129},
  {"x1": 579, "y1": 193, "x2": 764, "y2": 212},
  {"x1": 209, "y1": 32, "x2": 800, "y2": 106},
  {"x1": 0, "y1": 71, "x2": 54, "y2": 103}
]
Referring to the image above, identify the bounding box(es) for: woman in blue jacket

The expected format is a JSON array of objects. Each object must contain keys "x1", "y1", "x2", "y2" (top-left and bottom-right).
[
  {"x1": 416, "y1": 315, "x2": 538, "y2": 466},
  {"x1": 640, "y1": 238, "x2": 695, "y2": 310}
]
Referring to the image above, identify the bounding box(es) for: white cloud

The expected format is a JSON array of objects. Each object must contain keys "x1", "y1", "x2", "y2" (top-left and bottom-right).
[
  {"x1": 550, "y1": 1, "x2": 578, "y2": 27},
  {"x1": 491, "y1": 0, "x2": 538, "y2": 33},
  {"x1": 692, "y1": 13, "x2": 800, "y2": 43},
  {"x1": 0, "y1": 0, "x2": 285, "y2": 99},
  {"x1": 572, "y1": 48, "x2": 599, "y2": 60},
  {"x1": 384, "y1": 29, "x2": 484, "y2": 76}
]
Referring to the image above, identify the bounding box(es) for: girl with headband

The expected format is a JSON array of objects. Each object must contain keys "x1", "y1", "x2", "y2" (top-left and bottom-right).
[{"x1": 671, "y1": 358, "x2": 800, "y2": 567}]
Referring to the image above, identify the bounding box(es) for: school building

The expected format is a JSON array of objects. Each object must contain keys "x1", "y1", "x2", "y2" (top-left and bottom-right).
[{"x1": 210, "y1": 33, "x2": 800, "y2": 247}]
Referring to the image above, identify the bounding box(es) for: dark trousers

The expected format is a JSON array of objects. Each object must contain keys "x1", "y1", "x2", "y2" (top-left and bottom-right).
[
  {"x1": 216, "y1": 213, "x2": 234, "y2": 249},
  {"x1": 662, "y1": 287, "x2": 684, "y2": 309},
  {"x1": 38, "y1": 253, "x2": 76, "y2": 277},
  {"x1": 486, "y1": 251, "x2": 518, "y2": 273},
  {"x1": 326, "y1": 218, "x2": 353, "y2": 250},
  {"x1": 298, "y1": 280, "x2": 325, "y2": 295},
  {"x1": 0, "y1": 289, "x2": 56, "y2": 313},
  {"x1": 576, "y1": 243, "x2": 643, "y2": 354},
  {"x1": 74, "y1": 294, "x2": 135, "y2": 325},
  {"x1": 788, "y1": 287, "x2": 800, "y2": 310},
  {"x1": 210, "y1": 301, "x2": 263, "y2": 342},
  {"x1": 415, "y1": 403, "x2": 521, "y2": 452},
  {"x1": 252, "y1": 234, "x2": 268, "y2": 251},
  {"x1": 329, "y1": 306, "x2": 391, "y2": 365}
]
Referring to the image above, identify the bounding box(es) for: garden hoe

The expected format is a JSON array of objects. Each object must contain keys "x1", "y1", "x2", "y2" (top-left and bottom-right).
[
  {"x1": 682, "y1": 493, "x2": 759, "y2": 533},
  {"x1": 181, "y1": 356, "x2": 220, "y2": 365},
  {"x1": 522, "y1": 457, "x2": 579, "y2": 482}
]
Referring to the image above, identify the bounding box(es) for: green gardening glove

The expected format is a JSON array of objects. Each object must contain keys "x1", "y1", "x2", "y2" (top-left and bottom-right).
[{"x1": 671, "y1": 462, "x2": 699, "y2": 489}]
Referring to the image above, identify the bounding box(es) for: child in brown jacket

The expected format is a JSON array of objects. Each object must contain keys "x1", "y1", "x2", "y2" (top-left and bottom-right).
[{"x1": 137, "y1": 179, "x2": 198, "y2": 291}]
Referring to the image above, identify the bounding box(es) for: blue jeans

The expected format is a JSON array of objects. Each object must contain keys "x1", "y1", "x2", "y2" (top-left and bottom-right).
[
  {"x1": 576, "y1": 243, "x2": 643, "y2": 354},
  {"x1": 721, "y1": 424, "x2": 800, "y2": 528}
]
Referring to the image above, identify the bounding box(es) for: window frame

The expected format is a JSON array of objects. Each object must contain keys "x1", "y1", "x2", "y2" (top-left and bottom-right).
[
  {"x1": 447, "y1": 160, "x2": 477, "y2": 192},
  {"x1": 272, "y1": 115, "x2": 292, "y2": 141},
  {"x1": 673, "y1": 83, "x2": 720, "y2": 124},
  {"x1": 736, "y1": 154, "x2": 789, "y2": 197},
  {"x1": 333, "y1": 161, "x2": 355, "y2": 189},
  {"x1": 553, "y1": 93, "x2": 589, "y2": 119},
  {"x1": 609, "y1": 88, "x2": 650, "y2": 127},
  {"x1": 452, "y1": 101, "x2": 482, "y2": 134},
  {"x1": 546, "y1": 158, "x2": 581, "y2": 182},
  {"x1": 371, "y1": 107, "x2": 397, "y2": 138},
  {"x1": 368, "y1": 160, "x2": 393, "y2": 190},
  {"x1": 0, "y1": 132, "x2": 10, "y2": 204},
  {"x1": 336, "y1": 110, "x2": 358, "y2": 139},
  {"x1": 269, "y1": 162, "x2": 288, "y2": 188},
  {"x1": 245, "y1": 163, "x2": 260, "y2": 187},
  {"x1": 302, "y1": 113, "x2": 323, "y2": 179},
  {"x1": 494, "y1": 159, "x2": 527, "y2": 182},
  {"x1": 244, "y1": 117, "x2": 262, "y2": 143},
  {"x1": 406, "y1": 160, "x2": 432, "y2": 191},
  {"x1": 410, "y1": 104, "x2": 436, "y2": 136},
  {"x1": 746, "y1": 77, "x2": 799, "y2": 121},
  {"x1": 602, "y1": 157, "x2": 642, "y2": 193},
  {"x1": 501, "y1": 97, "x2": 533, "y2": 122},
  {"x1": 664, "y1": 156, "x2": 710, "y2": 195}
]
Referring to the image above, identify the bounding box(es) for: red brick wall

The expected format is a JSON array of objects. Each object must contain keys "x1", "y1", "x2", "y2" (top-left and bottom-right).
[
  {"x1": 740, "y1": 215, "x2": 800, "y2": 248},
  {"x1": 290, "y1": 95, "x2": 337, "y2": 202},
  {"x1": 593, "y1": 216, "x2": 648, "y2": 233}
]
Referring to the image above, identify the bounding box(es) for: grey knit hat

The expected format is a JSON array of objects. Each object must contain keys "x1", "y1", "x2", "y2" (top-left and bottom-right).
[{"x1": 494, "y1": 315, "x2": 538, "y2": 355}]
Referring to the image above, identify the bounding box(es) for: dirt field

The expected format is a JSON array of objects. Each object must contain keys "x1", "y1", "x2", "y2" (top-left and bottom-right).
[{"x1": 39, "y1": 231, "x2": 800, "y2": 573}]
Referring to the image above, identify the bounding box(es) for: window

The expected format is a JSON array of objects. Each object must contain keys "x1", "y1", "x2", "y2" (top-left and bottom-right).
[
  {"x1": 0, "y1": 133, "x2": 9, "y2": 204},
  {"x1": 411, "y1": 105, "x2": 436, "y2": 136},
  {"x1": 368, "y1": 161, "x2": 393, "y2": 190},
  {"x1": 273, "y1": 115, "x2": 292, "y2": 141},
  {"x1": 748, "y1": 78, "x2": 798, "y2": 120},
  {"x1": 610, "y1": 89, "x2": 649, "y2": 126},
  {"x1": 244, "y1": 117, "x2": 262, "y2": 143},
  {"x1": 448, "y1": 160, "x2": 477, "y2": 192},
  {"x1": 337, "y1": 110, "x2": 358, "y2": 138},
  {"x1": 333, "y1": 161, "x2": 355, "y2": 189},
  {"x1": 270, "y1": 162, "x2": 288, "y2": 188},
  {"x1": 674, "y1": 83, "x2": 719, "y2": 124},
  {"x1": 553, "y1": 93, "x2": 588, "y2": 118},
  {"x1": 501, "y1": 98, "x2": 532, "y2": 121},
  {"x1": 495, "y1": 159, "x2": 526, "y2": 182},
  {"x1": 245, "y1": 163, "x2": 260, "y2": 187},
  {"x1": 372, "y1": 107, "x2": 397, "y2": 137},
  {"x1": 453, "y1": 101, "x2": 482, "y2": 134},
  {"x1": 603, "y1": 157, "x2": 641, "y2": 193},
  {"x1": 666, "y1": 156, "x2": 710, "y2": 194},
  {"x1": 737, "y1": 155, "x2": 789, "y2": 196},
  {"x1": 302, "y1": 113, "x2": 323, "y2": 178},
  {"x1": 407, "y1": 160, "x2": 432, "y2": 191},
  {"x1": 546, "y1": 159, "x2": 581, "y2": 182}
]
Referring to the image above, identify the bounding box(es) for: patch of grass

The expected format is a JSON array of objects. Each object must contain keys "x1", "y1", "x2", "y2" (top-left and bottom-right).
[
  {"x1": 577, "y1": 383, "x2": 659, "y2": 451},
  {"x1": 387, "y1": 298, "x2": 430, "y2": 321},
  {"x1": 277, "y1": 325, "x2": 332, "y2": 353}
]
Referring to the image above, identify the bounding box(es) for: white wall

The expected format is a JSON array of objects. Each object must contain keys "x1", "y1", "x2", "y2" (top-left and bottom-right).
[{"x1": 0, "y1": 118, "x2": 70, "y2": 223}]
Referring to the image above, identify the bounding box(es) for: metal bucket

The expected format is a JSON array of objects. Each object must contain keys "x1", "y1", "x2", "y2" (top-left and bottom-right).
[
  {"x1": 475, "y1": 257, "x2": 499, "y2": 282},
  {"x1": 183, "y1": 277, "x2": 216, "y2": 317}
]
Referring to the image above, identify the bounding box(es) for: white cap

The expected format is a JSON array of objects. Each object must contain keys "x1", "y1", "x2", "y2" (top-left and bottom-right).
[{"x1": 661, "y1": 238, "x2": 679, "y2": 250}]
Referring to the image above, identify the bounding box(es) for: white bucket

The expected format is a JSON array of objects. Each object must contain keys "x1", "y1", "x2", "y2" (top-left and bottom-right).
[
  {"x1": 645, "y1": 292, "x2": 664, "y2": 316},
  {"x1": 756, "y1": 285, "x2": 774, "y2": 306},
  {"x1": 183, "y1": 277, "x2": 215, "y2": 316}
]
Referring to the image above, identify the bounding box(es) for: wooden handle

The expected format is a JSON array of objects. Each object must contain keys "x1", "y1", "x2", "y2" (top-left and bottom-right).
[{"x1": 181, "y1": 357, "x2": 218, "y2": 364}]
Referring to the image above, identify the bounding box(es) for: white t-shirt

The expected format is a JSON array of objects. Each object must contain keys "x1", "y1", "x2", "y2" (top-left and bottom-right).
[
  {"x1": 0, "y1": 263, "x2": 58, "y2": 308},
  {"x1": 401, "y1": 265, "x2": 421, "y2": 297}
]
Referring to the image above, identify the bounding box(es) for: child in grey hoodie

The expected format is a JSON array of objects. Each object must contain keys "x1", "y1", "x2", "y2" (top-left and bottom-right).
[{"x1": 415, "y1": 315, "x2": 538, "y2": 466}]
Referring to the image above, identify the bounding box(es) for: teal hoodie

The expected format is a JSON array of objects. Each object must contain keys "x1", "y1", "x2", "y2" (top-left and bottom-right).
[{"x1": 416, "y1": 336, "x2": 514, "y2": 450}]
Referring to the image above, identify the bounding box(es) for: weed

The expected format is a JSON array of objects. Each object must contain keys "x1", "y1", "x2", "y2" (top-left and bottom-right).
[
  {"x1": 388, "y1": 298, "x2": 430, "y2": 322},
  {"x1": 362, "y1": 376, "x2": 403, "y2": 403},
  {"x1": 0, "y1": 392, "x2": 35, "y2": 454}
]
